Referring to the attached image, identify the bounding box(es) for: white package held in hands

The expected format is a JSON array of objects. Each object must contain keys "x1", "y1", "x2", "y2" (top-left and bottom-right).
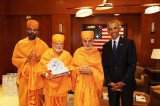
[{"x1": 47, "y1": 58, "x2": 69, "y2": 75}]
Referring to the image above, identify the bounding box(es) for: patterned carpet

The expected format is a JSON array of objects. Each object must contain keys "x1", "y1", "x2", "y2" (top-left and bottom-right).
[
  {"x1": 0, "y1": 85, "x2": 75, "y2": 106},
  {"x1": 0, "y1": 85, "x2": 108, "y2": 106}
]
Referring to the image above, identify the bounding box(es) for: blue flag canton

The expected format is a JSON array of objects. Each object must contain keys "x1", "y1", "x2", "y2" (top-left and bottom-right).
[{"x1": 82, "y1": 24, "x2": 107, "y2": 39}]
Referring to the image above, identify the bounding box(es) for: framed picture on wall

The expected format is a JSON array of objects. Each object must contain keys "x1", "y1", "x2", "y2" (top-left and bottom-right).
[
  {"x1": 82, "y1": 24, "x2": 127, "y2": 54},
  {"x1": 151, "y1": 22, "x2": 155, "y2": 34}
]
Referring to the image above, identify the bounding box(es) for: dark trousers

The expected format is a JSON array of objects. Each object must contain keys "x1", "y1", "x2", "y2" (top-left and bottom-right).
[{"x1": 108, "y1": 87, "x2": 133, "y2": 106}]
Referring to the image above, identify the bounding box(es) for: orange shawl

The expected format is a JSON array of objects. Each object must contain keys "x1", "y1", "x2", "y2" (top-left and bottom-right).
[
  {"x1": 12, "y1": 37, "x2": 49, "y2": 90},
  {"x1": 73, "y1": 47, "x2": 104, "y2": 106},
  {"x1": 38, "y1": 48, "x2": 73, "y2": 96}
]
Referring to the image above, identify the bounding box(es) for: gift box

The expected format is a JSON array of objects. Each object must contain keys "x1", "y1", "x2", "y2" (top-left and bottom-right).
[
  {"x1": 2, "y1": 73, "x2": 18, "y2": 96},
  {"x1": 47, "y1": 58, "x2": 70, "y2": 78}
]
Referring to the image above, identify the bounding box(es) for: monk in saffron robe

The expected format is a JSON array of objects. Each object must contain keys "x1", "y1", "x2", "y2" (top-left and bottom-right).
[
  {"x1": 73, "y1": 31, "x2": 104, "y2": 106},
  {"x1": 39, "y1": 34, "x2": 73, "y2": 106},
  {"x1": 12, "y1": 20, "x2": 49, "y2": 106}
]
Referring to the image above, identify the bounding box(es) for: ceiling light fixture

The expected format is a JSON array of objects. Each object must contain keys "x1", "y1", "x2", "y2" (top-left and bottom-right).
[
  {"x1": 145, "y1": 6, "x2": 160, "y2": 14},
  {"x1": 96, "y1": 0, "x2": 113, "y2": 10},
  {"x1": 75, "y1": 9, "x2": 93, "y2": 17},
  {"x1": 114, "y1": 14, "x2": 120, "y2": 16}
]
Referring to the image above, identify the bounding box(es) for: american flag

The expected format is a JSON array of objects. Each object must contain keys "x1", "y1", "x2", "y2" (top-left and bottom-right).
[{"x1": 83, "y1": 24, "x2": 125, "y2": 51}]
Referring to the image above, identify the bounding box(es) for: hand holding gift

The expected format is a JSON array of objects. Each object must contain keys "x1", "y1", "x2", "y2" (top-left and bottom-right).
[{"x1": 43, "y1": 58, "x2": 70, "y2": 78}]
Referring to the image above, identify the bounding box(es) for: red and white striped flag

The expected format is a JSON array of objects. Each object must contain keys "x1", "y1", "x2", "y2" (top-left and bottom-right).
[{"x1": 93, "y1": 26, "x2": 124, "y2": 51}]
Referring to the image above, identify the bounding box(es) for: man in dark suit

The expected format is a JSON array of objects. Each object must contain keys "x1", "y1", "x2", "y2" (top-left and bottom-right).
[{"x1": 102, "y1": 20, "x2": 137, "y2": 106}]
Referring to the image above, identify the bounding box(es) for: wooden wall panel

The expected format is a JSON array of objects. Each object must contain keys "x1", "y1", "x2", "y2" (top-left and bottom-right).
[
  {"x1": 71, "y1": 14, "x2": 141, "y2": 58},
  {"x1": 6, "y1": 0, "x2": 52, "y2": 15},
  {"x1": 0, "y1": 15, "x2": 52, "y2": 83},
  {"x1": 5, "y1": 16, "x2": 20, "y2": 62},
  {"x1": 52, "y1": 15, "x2": 71, "y2": 52},
  {"x1": 19, "y1": 16, "x2": 27, "y2": 39},
  {"x1": 140, "y1": 12, "x2": 160, "y2": 67},
  {"x1": 1, "y1": 16, "x2": 20, "y2": 82},
  {"x1": 0, "y1": 0, "x2": 5, "y2": 61},
  {"x1": 0, "y1": 0, "x2": 7, "y2": 83},
  {"x1": 135, "y1": 15, "x2": 142, "y2": 65},
  {"x1": 0, "y1": 15, "x2": 6, "y2": 63},
  {"x1": 5, "y1": 0, "x2": 149, "y2": 15},
  {"x1": 41, "y1": 16, "x2": 52, "y2": 48},
  {"x1": 0, "y1": 0, "x2": 5, "y2": 15}
]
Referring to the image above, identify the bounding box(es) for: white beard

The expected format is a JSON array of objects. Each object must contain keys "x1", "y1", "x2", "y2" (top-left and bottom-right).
[
  {"x1": 54, "y1": 48, "x2": 63, "y2": 53},
  {"x1": 84, "y1": 46, "x2": 92, "y2": 50}
]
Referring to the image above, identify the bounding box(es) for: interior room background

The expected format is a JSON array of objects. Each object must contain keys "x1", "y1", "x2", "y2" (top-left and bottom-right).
[{"x1": 0, "y1": 0, "x2": 160, "y2": 83}]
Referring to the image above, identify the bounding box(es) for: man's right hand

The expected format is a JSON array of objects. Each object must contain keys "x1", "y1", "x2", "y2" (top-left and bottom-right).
[
  {"x1": 26, "y1": 54, "x2": 34, "y2": 63},
  {"x1": 110, "y1": 82, "x2": 116, "y2": 88},
  {"x1": 41, "y1": 72, "x2": 50, "y2": 79},
  {"x1": 110, "y1": 82, "x2": 122, "y2": 91},
  {"x1": 26, "y1": 52, "x2": 40, "y2": 63}
]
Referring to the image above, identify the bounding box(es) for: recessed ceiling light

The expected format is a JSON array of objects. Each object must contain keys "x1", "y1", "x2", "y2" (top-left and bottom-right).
[{"x1": 114, "y1": 14, "x2": 120, "y2": 16}]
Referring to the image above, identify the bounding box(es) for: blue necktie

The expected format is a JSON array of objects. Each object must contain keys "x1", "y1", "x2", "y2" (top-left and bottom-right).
[{"x1": 113, "y1": 41, "x2": 117, "y2": 58}]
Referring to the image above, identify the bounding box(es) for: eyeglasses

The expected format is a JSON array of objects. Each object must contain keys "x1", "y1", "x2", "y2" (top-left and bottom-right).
[{"x1": 27, "y1": 28, "x2": 38, "y2": 32}]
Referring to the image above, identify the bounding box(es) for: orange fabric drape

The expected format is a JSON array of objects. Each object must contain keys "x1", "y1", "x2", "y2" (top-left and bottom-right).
[
  {"x1": 12, "y1": 37, "x2": 49, "y2": 106},
  {"x1": 38, "y1": 48, "x2": 73, "y2": 106},
  {"x1": 73, "y1": 47, "x2": 104, "y2": 106}
]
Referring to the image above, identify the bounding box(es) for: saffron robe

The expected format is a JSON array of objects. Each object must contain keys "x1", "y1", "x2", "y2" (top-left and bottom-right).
[
  {"x1": 38, "y1": 48, "x2": 73, "y2": 106},
  {"x1": 73, "y1": 47, "x2": 104, "y2": 106},
  {"x1": 12, "y1": 37, "x2": 49, "y2": 106}
]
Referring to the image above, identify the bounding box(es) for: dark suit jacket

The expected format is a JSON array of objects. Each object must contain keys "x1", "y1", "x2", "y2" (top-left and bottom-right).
[{"x1": 102, "y1": 37, "x2": 137, "y2": 91}]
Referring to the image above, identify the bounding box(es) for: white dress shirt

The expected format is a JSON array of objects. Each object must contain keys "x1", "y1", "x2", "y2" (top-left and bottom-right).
[{"x1": 112, "y1": 35, "x2": 120, "y2": 49}]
